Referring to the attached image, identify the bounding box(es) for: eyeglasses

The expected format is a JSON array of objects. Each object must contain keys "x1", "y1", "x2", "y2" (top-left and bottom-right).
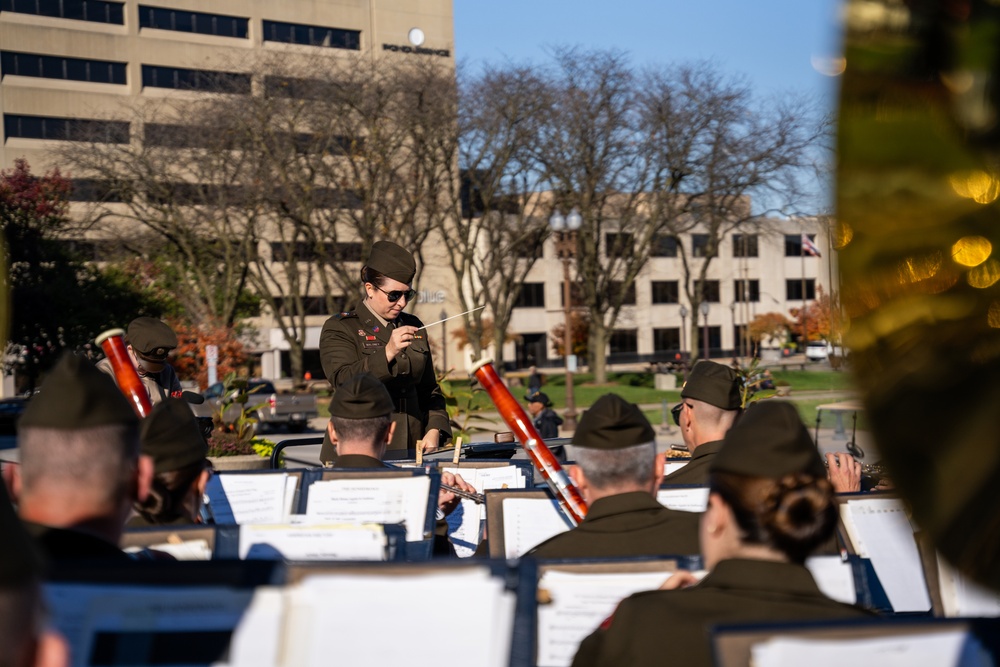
[
  {"x1": 373, "y1": 285, "x2": 416, "y2": 303},
  {"x1": 671, "y1": 402, "x2": 692, "y2": 426}
]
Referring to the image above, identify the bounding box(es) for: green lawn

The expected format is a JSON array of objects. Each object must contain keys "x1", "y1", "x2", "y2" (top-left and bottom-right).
[{"x1": 768, "y1": 370, "x2": 856, "y2": 392}]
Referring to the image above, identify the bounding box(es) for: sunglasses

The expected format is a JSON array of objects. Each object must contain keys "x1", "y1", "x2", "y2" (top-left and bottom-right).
[
  {"x1": 671, "y1": 402, "x2": 691, "y2": 426},
  {"x1": 373, "y1": 285, "x2": 416, "y2": 303}
]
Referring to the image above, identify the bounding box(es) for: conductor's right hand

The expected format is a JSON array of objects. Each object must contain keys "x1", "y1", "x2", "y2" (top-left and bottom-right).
[{"x1": 385, "y1": 325, "x2": 420, "y2": 361}]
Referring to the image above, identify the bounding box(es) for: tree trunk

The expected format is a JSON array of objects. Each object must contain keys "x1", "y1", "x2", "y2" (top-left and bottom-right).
[
  {"x1": 690, "y1": 319, "x2": 701, "y2": 361},
  {"x1": 590, "y1": 323, "x2": 608, "y2": 384}
]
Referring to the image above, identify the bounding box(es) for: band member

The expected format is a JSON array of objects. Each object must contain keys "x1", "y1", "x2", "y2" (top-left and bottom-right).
[
  {"x1": 319, "y1": 241, "x2": 450, "y2": 461},
  {"x1": 97, "y1": 317, "x2": 182, "y2": 405}
]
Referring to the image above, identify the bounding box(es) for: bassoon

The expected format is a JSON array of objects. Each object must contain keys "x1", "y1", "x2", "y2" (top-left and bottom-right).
[
  {"x1": 470, "y1": 358, "x2": 587, "y2": 525},
  {"x1": 95, "y1": 328, "x2": 153, "y2": 418}
]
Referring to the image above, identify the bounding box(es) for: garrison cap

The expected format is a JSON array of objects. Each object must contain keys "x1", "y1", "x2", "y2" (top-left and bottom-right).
[
  {"x1": 573, "y1": 393, "x2": 656, "y2": 450},
  {"x1": 681, "y1": 360, "x2": 741, "y2": 410},
  {"x1": 127, "y1": 317, "x2": 177, "y2": 371},
  {"x1": 19, "y1": 352, "x2": 138, "y2": 430},
  {"x1": 0, "y1": 479, "x2": 43, "y2": 586},
  {"x1": 527, "y1": 392, "x2": 552, "y2": 407},
  {"x1": 711, "y1": 401, "x2": 825, "y2": 478},
  {"x1": 141, "y1": 397, "x2": 208, "y2": 475},
  {"x1": 330, "y1": 372, "x2": 395, "y2": 419},
  {"x1": 366, "y1": 241, "x2": 416, "y2": 285}
]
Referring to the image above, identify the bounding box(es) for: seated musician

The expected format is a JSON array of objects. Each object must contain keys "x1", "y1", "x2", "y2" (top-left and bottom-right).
[
  {"x1": 11, "y1": 353, "x2": 153, "y2": 562},
  {"x1": 525, "y1": 393, "x2": 700, "y2": 559},
  {"x1": 128, "y1": 397, "x2": 211, "y2": 527},
  {"x1": 572, "y1": 402, "x2": 871, "y2": 667},
  {"x1": 326, "y1": 372, "x2": 475, "y2": 556},
  {"x1": 96, "y1": 317, "x2": 182, "y2": 406}
]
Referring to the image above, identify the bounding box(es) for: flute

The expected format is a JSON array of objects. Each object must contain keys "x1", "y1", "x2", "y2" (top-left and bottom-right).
[{"x1": 441, "y1": 484, "x2": 486, "y2": 504}]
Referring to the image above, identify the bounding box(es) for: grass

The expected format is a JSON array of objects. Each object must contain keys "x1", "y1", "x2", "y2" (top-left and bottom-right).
[{"x1": 767, "y1": 370, "x2": 856, "y2": 392}]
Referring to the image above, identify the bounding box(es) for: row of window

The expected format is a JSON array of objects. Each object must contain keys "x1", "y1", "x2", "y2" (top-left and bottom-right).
[
  {"x1": 1, "y1": 50, "x2": 126, "y2": 84},
  {"x1": 1, "y1": 1, "x2": 361, "y2": 51},
  {"x1": 514, "y1": 279, "x2": 814, "y2": 308},
  {"x1": 602, "y1": 233, "x2": 814, "y2": 259}
]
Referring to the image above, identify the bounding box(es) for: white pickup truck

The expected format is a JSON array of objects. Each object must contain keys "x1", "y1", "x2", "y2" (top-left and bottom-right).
[{"x1": 190, "y1": 378, "x2": 318, "y2": 433}]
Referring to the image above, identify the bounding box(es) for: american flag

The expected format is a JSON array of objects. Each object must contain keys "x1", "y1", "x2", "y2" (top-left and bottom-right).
[{"x1": 801, "y1": 233, "x2": 821, "y2": 257}]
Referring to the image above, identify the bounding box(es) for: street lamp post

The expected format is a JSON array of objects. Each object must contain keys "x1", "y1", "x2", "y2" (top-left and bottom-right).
[
  {"x1": 729, "y1": 302, "x2": 737, "y2": 360},
  {"x1": 550, "y1": 208, "x2": 582, "y2": 432},
  {"x1": 700, "y1": 301, "x2": 710, "y2": 360},
  {"x1": 439, "y1": 309, "x2": 448, "y2": 376},
  {"x1": 679, "y1": 305, "x2": 688, "y2": 357}
]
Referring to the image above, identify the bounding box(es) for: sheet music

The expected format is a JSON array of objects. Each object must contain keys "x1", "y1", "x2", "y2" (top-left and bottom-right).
[
  {"x1": 281, "y1": 569, "x2": 515, "y2": 667},
  {"x1": 123, "y1": 539, "x2": 213, "y2": 561},
  {"x1": 656, "y1": 487, "x2": 709, "y2": 512},
  {"x1": 664, "y1": 461, "x2": 690, "y2": 475},
  {"x1": 537, "y1": 570, "x2": 672, "y2": 667},
  {"x1": 501, "y1": 497, "x2": 575, "y2": 558},
  {"x1": 937, "y1": 556, "x2": 1000, "y2": 617},
  {"x1": 227, "y1": 587, "x2": 285, "y2": 667},
  {"x1": 304, "y1": 476, "x2": 430, "y2": 542},
  {"x1": 238, "y1": 524, "x2": 387, "y2": 561},
  {"x1": 842, "y1": 498, "x2": 930, "y2": 612},
  {"x1": 45, "y1": 583, "x2": 271, "y2": 667},
  {"x1": 805, "y1": 556, "x2": 857, "y2": 605},
  {"x1": 206, "y1": 473, "x2": 295, "y2": 525},
  {"x1": 443, "y1": 465, "x2": 525, "y2": 557},
  {"x1": 750, "y1": 631, "x2": 975, "y2": 667}
]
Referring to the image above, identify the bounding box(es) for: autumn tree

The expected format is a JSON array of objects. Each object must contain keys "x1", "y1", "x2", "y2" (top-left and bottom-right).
[
  {"x1": 788, "y1": 285, "x2": 842, "y2": 344},
  {"x1": 170, "y1": 320, "x2": 251, "y2": 389},
  {"x1": 748, "y1": 312, "x2": 791, "y2": 350}
]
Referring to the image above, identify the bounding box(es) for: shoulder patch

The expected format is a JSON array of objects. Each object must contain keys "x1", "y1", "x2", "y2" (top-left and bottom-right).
[{"x1": 337, "y1": 311, "x2": 357, "y2": 320}]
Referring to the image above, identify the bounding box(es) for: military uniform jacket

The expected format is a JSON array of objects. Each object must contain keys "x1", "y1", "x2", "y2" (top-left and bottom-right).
[
  {"x1": 534, "y1": 407, "x2": 563, "y2": 440},
  {"x1": 526, "y1": 492, "x2": 701, "y2": 559},
  {"x1": 319, "y1": 303, "x2": 450, "y2": 459},
  {"x1": 333, "y1": 454, "x2": 388, "y2": 469},
  {"x1": 572, "y1": 558, "x2": 871, "y2": 667},
  {"x1": 96, "y1": 358, "x2": 182, "y2": 406},
  {"x1": 661, "y1": 440, "x2": 723, "y2": 486},
  {"x1": 23, "y1": 520, "x2": 134, "y2": 563}
]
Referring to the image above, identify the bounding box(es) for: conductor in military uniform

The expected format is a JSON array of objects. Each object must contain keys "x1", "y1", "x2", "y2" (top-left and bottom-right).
[
  {"x1": 97, "y1": 316, "x2": 182, "y2": 406},
  {"x1": 662, "y1": 360, "x2": 741, "y2": 486},
  {"x1": 319, "y1": 241, "x2": 450, "y2": 461},
  {"x1": 525, "y1": 393, "x2": 700, "y2": 559},
  {"x1": 572, "y1": 402, "x2": 871, "y2": 667}
]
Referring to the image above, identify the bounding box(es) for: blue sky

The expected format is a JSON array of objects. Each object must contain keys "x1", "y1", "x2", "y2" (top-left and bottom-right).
[
  {"x1": 454, "y1": 0, "x2": 843, "y2": 103},
  {"x1": 453, "y1": 0, "x2": 844, "y2": 212}
]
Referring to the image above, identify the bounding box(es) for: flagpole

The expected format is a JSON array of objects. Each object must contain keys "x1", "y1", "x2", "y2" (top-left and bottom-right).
[{"x1": 801, "y1": 230, "x2": 808, "y2": 349}]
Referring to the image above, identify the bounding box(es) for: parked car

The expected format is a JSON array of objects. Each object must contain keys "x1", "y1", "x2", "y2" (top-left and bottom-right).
[
  {"x1": 190, "y1": 379, "x2": 318, "y2": 433},
  {"x1": 805, "y1": 341, "x2": 829, "y2": 362}
]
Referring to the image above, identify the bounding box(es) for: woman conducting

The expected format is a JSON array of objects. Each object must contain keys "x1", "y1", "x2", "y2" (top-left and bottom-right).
[
  {"x1": 572, "y1": 401, "x2": 871, "y2": 667},
  {"x1": 319, "y1": 241, "x2": 450, "y2": 461}
]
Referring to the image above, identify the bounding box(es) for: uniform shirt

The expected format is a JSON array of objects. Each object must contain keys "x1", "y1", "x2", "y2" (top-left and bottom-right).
[
  {"x1": 333, "y1": 454, "x2": 389, "y2": 469},
  {"x1": 96, "y1": 358, "x2": 182, "y2": 406},
  {"x1": 534, "y1": 407, "x2": 563, "y2": 439},
  {"x1": 22, "y1": 520, "x2": 134, "y2": 563},
  {"x1": 319, "y1": 302, "x2": 449, "y2": 459},
  {"x1": 572, "y1": 558, "x2": 872, "y2": 667},
  {"x1": 661, "y1": 440, "x2": 723, "y2": 486},
  {"x1": 526, "y1": 492, "x2": 701, "y2": 559}
]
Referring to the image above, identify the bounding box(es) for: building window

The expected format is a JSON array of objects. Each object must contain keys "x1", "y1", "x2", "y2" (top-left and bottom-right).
[
  {"x1": 605, "y1": 233, "x2": 633, "y2": 258},
  {"x1": 512, "y1": 229, "x2": 544, "y2": 259},
  {"x1": 144, "y1": 123, "x2": 207, "y2": 148},
  {"x1": 263, "y1": 75, "x2": 343, "y2": 100},
  {"x1": 785, "y1": 234, "x2": 817, "y2": 256},
  {"x1": 694, "y1": 280, "x2": 720, "y2": 302},
  {"x1": 559, "y1": 283, "x2": 584, "y2": 308},
  {"x1": 651, "y1": 280, "x2": 679, "y2": 304},
  {"x1": 786, "y1": 279, "x2": 816, "y2": 301},
  {"x1": 608, "y1": 329, "x2": 638, "y2": 356},
  {"x1": 138, "y1": 5, "x2": 248, "y2": 38},
  {"x1": 0, "y1": 0, "x2": 124, "y2": 24},
  {"x1": 272, "y1": 296, "x2": 329, "y2": 316},
  {"x1": 3, "y1": 114, "x2": 129, "y2": 143},
  {"x1": 262, "y1": 20, "x2": 361, "y2": 50},
  {"x1": 698, "y1": 326, "x2": 722, "y2": 354},
  {"x1": 732, "y1": 234, "x2": 758, "y2": 258},
  {"x1": 514, "y1": 283, "x2": 545, "y2": 309},
  {"x1": 1, "y1": 51, "x2": 126, "y2": 85},
  {"x1": 609, "y1": 281, "x2": 636, "y2": 305},
  {"x1": 69, "y1": 179, "x2": 125, "y2": 202},
  {"x1": 269, "y1": 241, "x2": 362, "y2": 263},
  {"x1": 651, "y1": 234, "x2": 678, "y2": 257},
  {"x1": 692, "y1": 234, "x2": 716, "y2": 258},
  {"x1": 733, "y1": 279, "x2": 759, "y2": 302},
  {"x1": 653, "y1": 328, "x2": 680, "y2": 352},
  {"x1": 141, "y1": 65, "x2": 251, "y2": 94}
]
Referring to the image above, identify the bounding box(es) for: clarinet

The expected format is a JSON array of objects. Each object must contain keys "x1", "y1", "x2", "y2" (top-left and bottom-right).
[
  {"x1": 470, "y1": 358, "x2": 588, "y2": 526},
  {"x1": 95, "y1": 328, "x2": 153, "y2": 418}
]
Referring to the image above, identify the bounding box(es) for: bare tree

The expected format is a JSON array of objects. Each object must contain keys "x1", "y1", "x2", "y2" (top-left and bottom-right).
[
  {"x1": 446, "y1": 62, "x2": 552, "y2": 366},
  {"x1": 637, "y1": 63, "x2": 823, "y2": 359},
  {"x1": 531, "y1": 47, "x2": 653, "y2": 383}
]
